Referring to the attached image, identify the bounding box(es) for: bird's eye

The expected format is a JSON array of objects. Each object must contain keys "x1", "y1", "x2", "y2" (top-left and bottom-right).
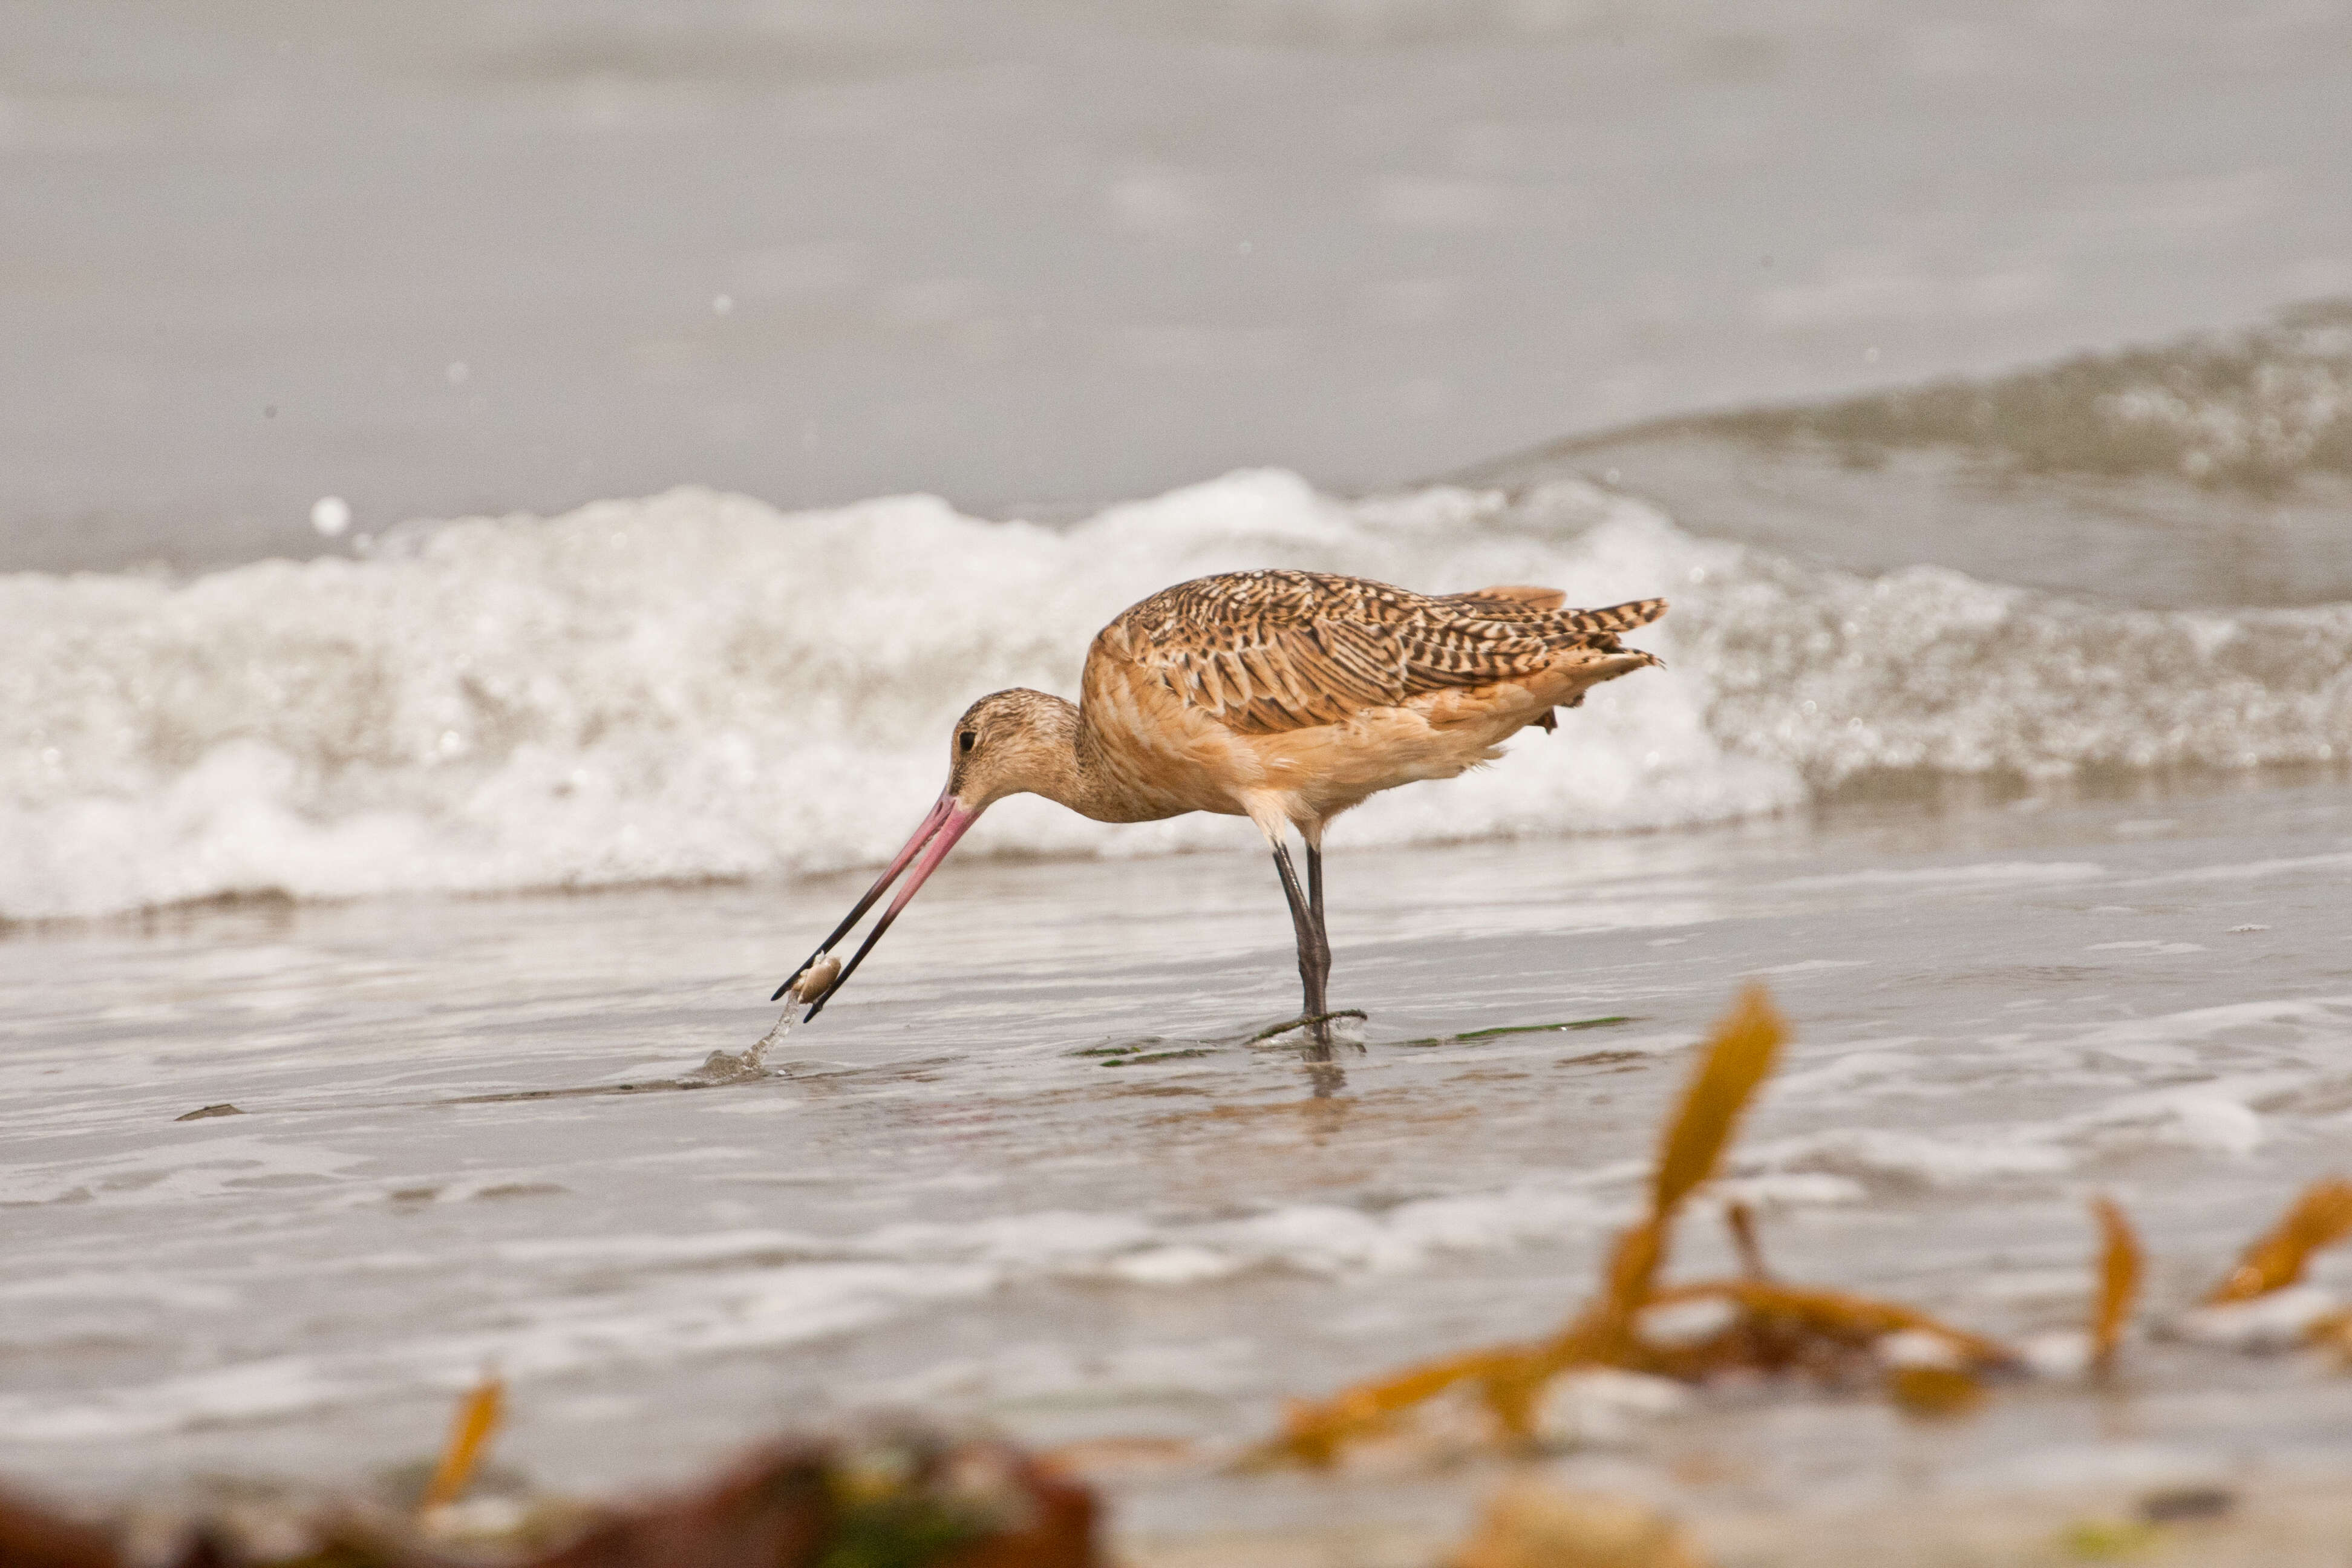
[{"x1": 958, "y1": 731, "x2": 977, "y2": 754}]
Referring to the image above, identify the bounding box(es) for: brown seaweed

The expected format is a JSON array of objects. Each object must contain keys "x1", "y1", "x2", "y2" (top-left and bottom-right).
[
  {"x1": 1255, "y1": 985, "x2": 2044, "y2": 1464},
  {"x1": 1261, "y1": 985, "x2": 1800, "y2": 1465},
  {"x1": 1723, "y1": 1201, "x2": 1771, "y2": 1282},
  {"x1": 2204, "y1": 1178, "x2": 2352, "y2": 1305},
  {"x1": 2089, "y1": 1196, "x2": 2142, "y2": 1377},
  {"x1": 419, "y1": 1376, "x2": 505, "y2": 1512}
]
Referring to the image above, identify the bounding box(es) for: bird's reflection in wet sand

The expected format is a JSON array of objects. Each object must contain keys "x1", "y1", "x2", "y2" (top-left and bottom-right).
[
  {"x1": 1252, "y1": 1008, "x2": 1364, "y2": 1099},
  {"x1": 1299, "y1": 1040, "x2": 1347, "y2": 1100}
]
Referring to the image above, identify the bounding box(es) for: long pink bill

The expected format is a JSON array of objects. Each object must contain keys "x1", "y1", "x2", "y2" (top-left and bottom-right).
[
  {"x1": 771, "y1": 790, "x2": 953, "y2": 1001},
  {"x1": 800, "y1": 800, "x2": 981, "y2": 1021}
]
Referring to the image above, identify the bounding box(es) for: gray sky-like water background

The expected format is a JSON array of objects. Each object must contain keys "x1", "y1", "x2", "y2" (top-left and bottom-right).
[{"x1": 8, "y1": 0, "x2": 2350, "y2": 570}]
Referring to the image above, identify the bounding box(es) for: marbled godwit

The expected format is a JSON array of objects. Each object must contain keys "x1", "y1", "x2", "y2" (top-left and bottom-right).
[{"x1": 777, "y1": 570, "x2": 1665, "y2": 1039}]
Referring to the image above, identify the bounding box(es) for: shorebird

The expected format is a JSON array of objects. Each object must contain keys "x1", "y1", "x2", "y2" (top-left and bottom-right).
[{"x1": 777, "y1": 570, "x2": 1665, "y2": 1040}]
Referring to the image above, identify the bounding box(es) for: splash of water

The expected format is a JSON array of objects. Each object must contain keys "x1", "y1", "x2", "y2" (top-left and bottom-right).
[{"x1": 694, "y1": 1000, "x2": 807, "y2": 1082}]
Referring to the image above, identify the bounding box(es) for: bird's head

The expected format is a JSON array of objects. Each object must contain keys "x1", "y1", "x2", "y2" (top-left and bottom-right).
[
  {"x1": 944, "y1": 687, "x2": 1080, "y2": 812},
  {"x1": 775, "y1": 688, "x2": 1077, "y2": 1018}
]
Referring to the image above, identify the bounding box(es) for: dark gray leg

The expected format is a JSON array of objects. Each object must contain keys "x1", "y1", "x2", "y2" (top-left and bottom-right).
[
  {"x1": 1270, "y1": 844, "x2": 1332, "y2": 1044},
  {"x1": 1305, "y1": 843, "x2": 1332, "y2": 1013}
]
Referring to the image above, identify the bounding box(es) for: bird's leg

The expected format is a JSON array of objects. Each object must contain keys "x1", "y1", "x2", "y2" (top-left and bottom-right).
[
  {"x1": 1305, "y1": 841, "x2": 1334, "y2": 1022},
  {"x1": 1305, "y1": 840, "x2": 1325, "y2": 933},
  {"x1": 1269, "y1": 843, "x2": 1332, "y2": 1046},
  {"x1": 1301, "y1": 843, "x2": 1344, "y2": 1091}
]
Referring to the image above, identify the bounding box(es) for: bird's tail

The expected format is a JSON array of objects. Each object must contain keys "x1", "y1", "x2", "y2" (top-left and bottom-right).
[{"x1": 1566, "y1": 598, "x2": 1668, "y2": 636}]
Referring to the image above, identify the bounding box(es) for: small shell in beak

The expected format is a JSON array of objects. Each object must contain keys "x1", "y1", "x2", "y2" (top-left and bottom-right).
[{"x1": 788, "y1": 953, "x2": 843, "y2": 1004}]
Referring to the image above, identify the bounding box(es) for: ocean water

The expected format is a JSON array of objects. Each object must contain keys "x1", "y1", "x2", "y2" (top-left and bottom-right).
[
  {"x1": 1471, "y1": 302, "x2": 2352, "y2": 609},
  {"x1": 9, "y1": 0, "x2": 2352, "y2": 569},
  {"x1": 7, "y1": 321, "x2": 2352, "y2": 1532},
  {"x1": 6, "y1": 771, "x2": 2352, "y2": 1530}
]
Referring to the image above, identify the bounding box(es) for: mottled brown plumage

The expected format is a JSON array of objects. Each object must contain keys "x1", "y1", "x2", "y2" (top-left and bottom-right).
[
  {"x1": 783, "y1": 570, "x2": 1667, "y2": 1037},
  {"x1": 1106, "y1": 571, "x2": 1664, "y2": 736}
]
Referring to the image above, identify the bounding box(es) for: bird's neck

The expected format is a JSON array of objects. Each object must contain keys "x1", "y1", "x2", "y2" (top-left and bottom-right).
[
  {"x1": 1016, "y1": 691, "x2": 1195, "y2": 827},
  {"x1": 1009, "y1": 693, "x2": 1157, "y2": 823}
]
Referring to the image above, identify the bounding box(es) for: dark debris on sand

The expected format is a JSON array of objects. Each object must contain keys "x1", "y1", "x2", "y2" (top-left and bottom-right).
[{"x1": 0, "y1": 1431, "x2": 1097, "y2": 1568}]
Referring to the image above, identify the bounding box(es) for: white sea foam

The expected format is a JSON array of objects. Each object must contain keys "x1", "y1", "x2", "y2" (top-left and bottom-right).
[
  {"x1": 1773, "y1": 862, "x2": 2108, "y2": 892},
  {"x1": 2171, "y1": 1286, "x2": 2341, "y2": 1352},
  {"x1": 1736, "y1": 1127, "x2": 2076, "y2": 1188},
  {"x1": 7, "y1": 470, "x2": 2351, "y2": 920},
  {"x1": 0, "y1": 1259, "x2": 1003, "y2": 1442}
]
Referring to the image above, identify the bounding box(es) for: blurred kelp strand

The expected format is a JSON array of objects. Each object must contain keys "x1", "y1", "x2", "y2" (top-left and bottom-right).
[
  {"x1": 1650, "y1": 987, "x2": 1783, "y2": 1222},
  {"x1": 1722, "y1": 1201, "x2": 1771, "y2": 1282},
  {"x1": 1253, "y1": 991, "x2": 2352, "y2": 1470},
  {"x1": 0, "y1": 1428, "x2": 1097, "y2": 1568},
  {"x1": 2089, "y1": 1195, "x2": 2144, "y2": 1379},
  {"x1": 1267, "y1": 979, "x2": 2017, "y2": 1453},
  {"x1": 417, "y1": 1374, "x2": 504, "y2": 1512},
  {"x1": 2203, "y1": 1178, "x2": 2352, "y2": 1304}
]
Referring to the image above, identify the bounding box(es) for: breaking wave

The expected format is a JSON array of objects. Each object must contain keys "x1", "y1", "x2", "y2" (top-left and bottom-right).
[
  {"x1": 5, "y1": 470, "x2": 2350, "y2": 920},
  {"x1": 1687, "y1": 298, "x2": 2352, "y2": 494}
]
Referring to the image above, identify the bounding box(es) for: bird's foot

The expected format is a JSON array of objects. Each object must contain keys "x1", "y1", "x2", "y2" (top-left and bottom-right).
[{"x1": 1244, "y1": 1010, "x2": 1367, "y2": 1048}]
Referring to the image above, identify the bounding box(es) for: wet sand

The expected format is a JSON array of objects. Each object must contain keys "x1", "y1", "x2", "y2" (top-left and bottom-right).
[
  {"x1": 1126, "y1": 1470, "x2": 2352, "y2": 1567},
  {"x1": 7, "y1": 773, "x2": 2351, "y2": 1547}
]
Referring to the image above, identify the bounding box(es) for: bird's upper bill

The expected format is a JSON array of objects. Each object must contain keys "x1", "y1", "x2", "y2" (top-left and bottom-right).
[{"x1": 777, "y1": 784, "x2": 981, "y2": 1018}]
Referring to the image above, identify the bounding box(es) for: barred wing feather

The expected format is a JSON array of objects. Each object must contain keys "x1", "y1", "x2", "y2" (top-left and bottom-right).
[{"x1": 1107, "y1": 570, "x2": 1665, "y2": 736}]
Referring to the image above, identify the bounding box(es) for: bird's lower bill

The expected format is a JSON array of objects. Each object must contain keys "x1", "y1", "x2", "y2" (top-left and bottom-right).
[{"x1": 785, "y1": 786, "x2": 982, "y2": 1019}]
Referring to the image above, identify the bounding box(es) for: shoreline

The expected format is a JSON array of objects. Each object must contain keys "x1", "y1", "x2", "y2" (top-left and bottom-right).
[{"x1": 1120, "y1": 1468, "x2": 2352, "y2": 1567}]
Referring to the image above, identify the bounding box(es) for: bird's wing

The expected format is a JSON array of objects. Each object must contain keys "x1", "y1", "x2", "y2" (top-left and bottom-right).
[
  {"x1": 1108, "y1": 571, "x2": 1665, "y2": 736},
  {"x1": 1457, "y1": 583, "x2": 1565, "y2": 611}
]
